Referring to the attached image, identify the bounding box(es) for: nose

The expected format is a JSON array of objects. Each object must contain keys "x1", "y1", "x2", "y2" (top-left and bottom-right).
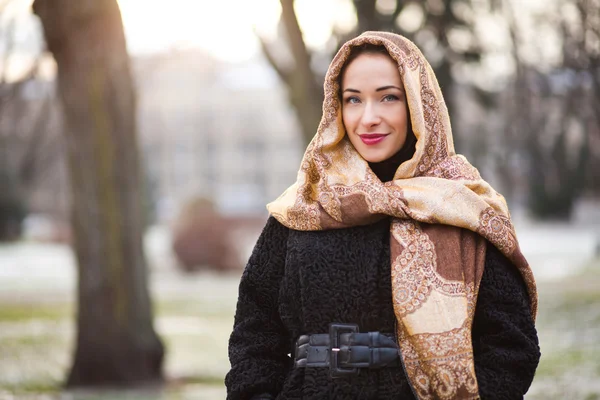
[{"x1": 360, "y1": 102, "x2": 381, "y2": 127}]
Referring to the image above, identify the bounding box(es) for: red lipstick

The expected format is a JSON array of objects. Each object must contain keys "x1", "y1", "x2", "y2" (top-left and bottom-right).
[{"x1": 359, "y1": 133, "x2": 388, "y2": 145}]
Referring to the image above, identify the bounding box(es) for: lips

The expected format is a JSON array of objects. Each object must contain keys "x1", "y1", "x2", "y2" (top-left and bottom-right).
[{"x1": 359, "y1": 133, "x2": 388, "y2": 145}]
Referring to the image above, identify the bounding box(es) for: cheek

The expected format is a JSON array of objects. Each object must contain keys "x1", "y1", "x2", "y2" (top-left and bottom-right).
[
  {"x1": 391, "y1": 107, "x2": 408, "y2": 132},
  {"x1": 342, "y1": 108, "x2": 352, "y2": 126},
  {"x1": 342, "y1": 109, "x2": 355, "y2": 132}
]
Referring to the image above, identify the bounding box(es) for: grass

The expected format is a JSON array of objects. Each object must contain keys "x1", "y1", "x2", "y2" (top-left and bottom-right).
[
  {"x1": 0, "y1": 304, "x2": 73, "y2": 322},
  {"x1": 0, "y1": 270, "x2": 238, "y2": 400},
  {"x1": 536, "y1": 348, "x2": 600, "y2": 377},
  {"x1": 0, "y1": 303, "x2": 231, "y2": 399},
  {"x1": 526, "y1": 257, "x2": 600, "y2": 399}
]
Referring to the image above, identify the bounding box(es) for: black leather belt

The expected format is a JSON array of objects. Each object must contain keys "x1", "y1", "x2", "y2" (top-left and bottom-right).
[{"x1": 294, "y1": 323, "x2": 400, "y2": 378}]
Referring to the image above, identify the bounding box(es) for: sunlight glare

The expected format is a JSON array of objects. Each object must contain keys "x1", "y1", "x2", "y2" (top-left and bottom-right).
[
  {"x1": 117, "y1": 0, "x2": 281, "y2": 62},
  {"x1": 117, "y1": 0, "x2": 356, "y2": 63},
  {"x1": 295, "y1": 0, "x2": 356, "y2": 49}
]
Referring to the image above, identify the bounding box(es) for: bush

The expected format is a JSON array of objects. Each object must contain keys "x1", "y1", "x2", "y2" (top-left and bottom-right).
[{"x1": 171, "y1": 197, "x2": 241, "y2": 273}]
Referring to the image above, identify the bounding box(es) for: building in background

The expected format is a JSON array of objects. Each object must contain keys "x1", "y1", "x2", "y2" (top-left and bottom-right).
[{"x1": 134, "y1": 49, "x2": 304, "y2": 221}]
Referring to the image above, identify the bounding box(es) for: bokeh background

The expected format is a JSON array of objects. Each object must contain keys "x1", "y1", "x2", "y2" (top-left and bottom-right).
[{"x1": 0, "y1": 0, "x2": 599, "y2": 399}]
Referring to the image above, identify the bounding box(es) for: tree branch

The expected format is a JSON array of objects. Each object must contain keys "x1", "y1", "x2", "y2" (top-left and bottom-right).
[
  {"x1": 280, "y1": 0, "x2": 314, "y2": 85},
  {"x1": 255, "y1": 32, "x2": 291, "y2": 84}
]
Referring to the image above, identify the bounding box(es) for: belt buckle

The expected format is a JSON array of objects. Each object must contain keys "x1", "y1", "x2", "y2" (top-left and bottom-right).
[{"x1": 328, "y1": 322, "x2": 359, "y2": 378}]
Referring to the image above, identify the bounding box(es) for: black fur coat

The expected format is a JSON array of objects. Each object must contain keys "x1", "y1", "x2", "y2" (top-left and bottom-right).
[{"x1": 225, "y1": 217, "x2": 540, "y2": 400}]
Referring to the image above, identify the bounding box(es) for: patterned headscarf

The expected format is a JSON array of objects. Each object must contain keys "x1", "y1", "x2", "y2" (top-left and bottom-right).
[{"x1": 267, "y1": 31, "x2": 537, "y2": 400}]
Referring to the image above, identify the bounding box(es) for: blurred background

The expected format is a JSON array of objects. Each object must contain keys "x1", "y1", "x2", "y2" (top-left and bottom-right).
[{"x1": 0, "y1": 0, "x2": 599, "y2": 399}]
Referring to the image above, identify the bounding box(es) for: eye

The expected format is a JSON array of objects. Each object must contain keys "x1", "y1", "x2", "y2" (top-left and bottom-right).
[
  {"x1": 344, "y1": 96, "x2": 361, "y2": 104},
  {"x1": 382, "y1": 94, "x2": 400, "y2": 102}
]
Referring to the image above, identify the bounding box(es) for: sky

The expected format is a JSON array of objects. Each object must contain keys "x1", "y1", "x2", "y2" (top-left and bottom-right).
[{"x1": 117, "y1": 0, "x2": 356, "y2": 63}]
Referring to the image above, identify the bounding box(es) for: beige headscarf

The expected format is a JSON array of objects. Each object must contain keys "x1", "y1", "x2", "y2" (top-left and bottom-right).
[{"x1": 267, "y1": 31, "x2": 537, "y2": 400}]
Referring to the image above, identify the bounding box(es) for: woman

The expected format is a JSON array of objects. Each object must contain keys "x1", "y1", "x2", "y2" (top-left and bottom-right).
[{"x1": 225, "y1": 31, "x2": 540, "y2": 400}]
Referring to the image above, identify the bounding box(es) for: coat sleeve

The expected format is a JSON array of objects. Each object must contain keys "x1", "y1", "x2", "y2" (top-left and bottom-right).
[
  {"x1": 473, "y1": 242, "x2": 541, "y2": 400},
  {"x1": 225, "y1": 216, "x2": 292, "y2": 400}
]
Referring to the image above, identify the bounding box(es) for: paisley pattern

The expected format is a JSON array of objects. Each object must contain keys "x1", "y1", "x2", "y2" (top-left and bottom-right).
[
  {"x1": 391, "y1": 220, "x2": 467, "y2": 318},
  {"x1": 477, "y1": 207, "x2": 516, "y2": 255},
  {"x1": 430, "y1": 156, "x2": 482, "y2": 181},
  {"x1": 399, "y1": 323, "x2": 479, "y2": 400},
  {"x1": 267, "y1": 32, "x2": 537, "y2": 399}
]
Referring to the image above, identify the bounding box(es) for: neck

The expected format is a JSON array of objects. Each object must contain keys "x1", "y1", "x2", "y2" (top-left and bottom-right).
[{"x1": 368, "y1": 130, "x2": 416, "y2": 182}]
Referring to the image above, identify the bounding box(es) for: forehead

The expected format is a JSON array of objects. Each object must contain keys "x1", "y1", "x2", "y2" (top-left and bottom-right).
[{"x1": 341, "y1": 53, "x2": 402, "y2": 87}]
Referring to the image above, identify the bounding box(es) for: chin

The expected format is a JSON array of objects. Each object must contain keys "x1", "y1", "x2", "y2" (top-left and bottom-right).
[{"x1": 360, "y1": 151, "x2": 390, "y2": 163}]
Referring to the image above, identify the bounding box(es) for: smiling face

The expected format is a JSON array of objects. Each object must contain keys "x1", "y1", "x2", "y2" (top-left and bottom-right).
[{"x1": 341, "y1": 52, "x2": 409, "y2": 163}]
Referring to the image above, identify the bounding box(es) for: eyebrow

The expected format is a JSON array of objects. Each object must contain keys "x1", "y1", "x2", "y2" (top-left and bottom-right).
[{"x1": 342, "y1": 85, "x2": 404, "y2": 93}]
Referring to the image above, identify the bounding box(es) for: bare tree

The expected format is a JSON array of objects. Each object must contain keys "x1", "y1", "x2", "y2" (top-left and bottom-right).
[
  {"x1": 567, "y1": 0, "x2": 600, "y2": 194},
  {"x1": 33, "y1": 0, "x2": 164, "y2": 386},
  {"x1": 502, "y1": 0, "x2": 598, "y2": 218},
  {"x1": 258, "y1": 0, "x2": 323, "y2": 146}
]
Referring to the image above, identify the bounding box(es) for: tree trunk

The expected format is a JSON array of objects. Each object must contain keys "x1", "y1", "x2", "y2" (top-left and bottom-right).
[{"x1": 33, "y1": 0, "x2": 164, "y2": 386}]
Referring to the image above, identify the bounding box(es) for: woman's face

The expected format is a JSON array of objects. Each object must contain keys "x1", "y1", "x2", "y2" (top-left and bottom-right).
[{"x1": 341, "y1": 52, "x2": 408, "y2": 163}]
